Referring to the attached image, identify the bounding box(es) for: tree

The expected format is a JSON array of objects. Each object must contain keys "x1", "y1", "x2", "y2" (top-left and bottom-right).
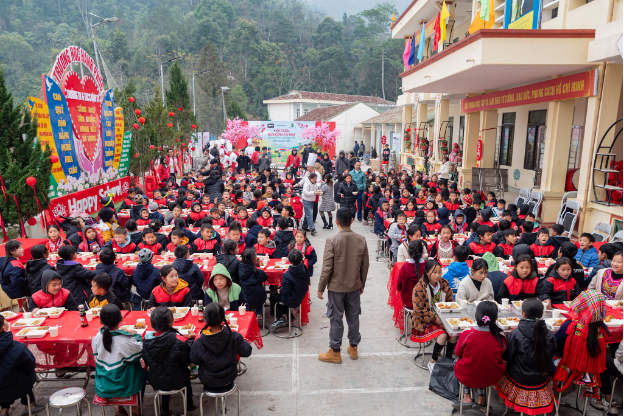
[
  {"x1": 230, "y1": 84, "x2": 248, "y2": 112},
  {"x1": 227, "y1": 20, "x2": 262, "y2": 81},
  {"x1": 110, "y1": 28, "x2": 129, "y2": 63},
  {"x1": 311, "y1": 17, "x2": 343, "y2": 50},
  {"x1": 0, "y1": 69, "x2": 51, "y2": 235},
  {"x1": 165, "y1": 62, "x2": 191, "y2": 111},
  {"x1": 227, "y1": 100, "x2": 246, "y2": 120}
]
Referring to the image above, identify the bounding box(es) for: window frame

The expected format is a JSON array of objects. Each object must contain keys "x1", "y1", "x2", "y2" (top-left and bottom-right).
[
  {"x1": 499, "y1": 112, "x2": 516, "y2": 166},
  {"x1": 523, "y1": 110, "x2": 547, "y2": 170}
]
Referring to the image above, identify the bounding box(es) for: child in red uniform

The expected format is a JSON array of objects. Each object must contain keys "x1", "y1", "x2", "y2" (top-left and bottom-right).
[
  {"x1": 288, "y1": 229, "x2": 317, "y2": 277},
  {"x1": 233, "y1": 206, "x2": 250, "y2": 228},
  {"x1": 444, "y1": 191, "x2": 460, "y2": 212},
  {"x1": 107, "y1": 226, "x2": 137, "y2": 253},
  {"x1": 28, "y1": 269, "x2": 78, "y2": 311},
  {"x1": 186, "y1": 202, "x2": 207, "y2": 228},
  {"x1": 119, "y1": 188, "x2": 137, "y2": 210},
  {"x1": 496, "y1": 254, "x2": 541, "y2": 303},
  {"x1": 208, "y1": 208, "x2": 225, "y2": 227},
  {"x1": 152, "y1": 189, "x2": 167, "y2": 208},
  {"x1": 423, "y1": 210, "x2": 441, "y2": 237},
  {"x1": 200, "y1": 194, "x2": 213, "y2": 210},
  {"x1": 136, "y1": 208, "x2": 151, "y2": 226},
  {"x1": 538, "y1": 257, "x2": 579, "y2": 308},
  {"x1": 147, "y1": 265, "x2": 192, "y2": 309},
  {"x1": 257, "y1": 207, "x2": 273, "y2": 228},
  {"x1": 469, "y1": 225, "x2": 496, "y2": 257},
  {"x1": 531, "y1": 228, "x2": 556, "y2": 258},
  {"x1": 166, "y1": 229, "x2": 190, "y2": 253},
  {"x1": 191, "y1": 224, "x2": 221, "y2": 255},
  {"x1": 451, "y1": 210, "x2": 468, "y2": 234},
  {"x1": 403, "y1": 200, "x2": 417, "y2": 217},
  {"x1": 494, "y1": 228, "x2": 518, "y2": 259},
  {"x1": 254, "y1": 229, "x2": 276, "y2": 257},
  {"x1": 138, "y1": 228, "x2": 164, "y2": 255}
]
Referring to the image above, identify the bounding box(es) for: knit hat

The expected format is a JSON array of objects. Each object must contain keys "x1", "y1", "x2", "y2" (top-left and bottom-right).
[
  {"x1": 482, "y1": 252, "x2": 499, "y2": 272},
  {"x1": 138, "y1": 248, "x2": 153, "y2": 264},
  {"x1": 148, "y1": 202, "x2": 159, "y2": 212},
  {"x1": 426, "y1": 196, "x2": 435, "y2": 203},
  {"x1": 134, "y1": 194, "x2": 144, "y2": 204}
]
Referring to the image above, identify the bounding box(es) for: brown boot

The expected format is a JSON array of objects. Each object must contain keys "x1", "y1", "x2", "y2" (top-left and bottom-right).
[
  {"x1": 318, "y1": 348, "x2": 342, "y2": 364},
  {"x1": 347, "y1": 345, "x2": 358, "y2": 360}
]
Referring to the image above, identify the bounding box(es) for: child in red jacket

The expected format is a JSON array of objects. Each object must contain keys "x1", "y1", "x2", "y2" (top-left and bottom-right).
[
  {"x1": 494, "y1": 228, "x2": 517, "y2": 259},
  {"x1": 531, "y1": 228, "x2": 556, "y2": 258},
  {"x1": 469, "y1": 225, "x2": 496, "y2": 256},
  {"x1": 254, "y1": 229, "x2": 276, "y2": 257}
]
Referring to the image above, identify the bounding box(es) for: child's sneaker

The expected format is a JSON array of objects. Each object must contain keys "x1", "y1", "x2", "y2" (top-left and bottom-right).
[{"x1": 269, "y1": 318, "x2": 287, "y2": 331}]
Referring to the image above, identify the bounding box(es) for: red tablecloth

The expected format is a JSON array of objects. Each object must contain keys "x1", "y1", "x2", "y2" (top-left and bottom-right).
[
  {"x1": 387, "y1": 262, "x2": 405, "y2": 332},
  {"x1": 122, "y1": 311, "x2": 263, "y2": 349},
  {"x1": 0, "y1": 238, "x2": 48, "y2": 262},
  {"x1": 12, "y1": 310, "x2": 130, "y2": 369},
  {"x1": 258, "y1": 259, "x2": 310, "y2": 325}
]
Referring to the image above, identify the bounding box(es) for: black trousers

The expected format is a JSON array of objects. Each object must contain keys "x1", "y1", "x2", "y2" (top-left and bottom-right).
[
  {"x1": 313, "y1": 201, "x2": 318, "y2": 222},
  {"x1": 600, "y1": 356, "x2": 621, "y2": 395},
  {"x1": 0, "y1": 391, "x2": 34, "y2": 409}
]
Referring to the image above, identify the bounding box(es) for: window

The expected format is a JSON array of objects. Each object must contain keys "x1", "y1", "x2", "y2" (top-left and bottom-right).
[
  {"x1": 304, "y1": 109, "x2": 308, "y2": 114},
  {"x1": 499, "y1": 113, "x2": 516, "y2": 166},
  {"x1": 447, "y1": 116, "x2": 454, "y2": 144},
  {"x1": 552, "y1": 6, "x2": 558, "y2": 18},
  {"x1": 567, "y1": 126, "x2": 583, "y2": 169},
  {"x1": 523, "y1": 110, "x2": 547, "y2": 170},
  {"x1": 296, "y1": 108, "x2": 300, "y2": 118}
]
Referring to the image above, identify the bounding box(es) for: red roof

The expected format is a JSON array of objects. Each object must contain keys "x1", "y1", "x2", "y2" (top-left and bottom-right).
[
  {"x1": 294, "y1": 103, "x2": 361, "y2": 121},
  {"x1": 265, "y1": 91, "x2": 395, "y2": 106}
]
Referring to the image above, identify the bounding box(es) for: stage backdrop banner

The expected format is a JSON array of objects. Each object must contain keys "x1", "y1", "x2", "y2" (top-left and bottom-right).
[
  {"x1": 48, "y1": 176, "x2": 131, "y2": 217},
  {"x1": 118, "y1": 132, "x2": 133, "y2": 178}
]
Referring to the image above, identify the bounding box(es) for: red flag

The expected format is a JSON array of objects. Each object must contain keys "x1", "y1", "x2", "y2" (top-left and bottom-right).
[{"x1": 433, "y1": 11, "x2": 441, "y2": 52}]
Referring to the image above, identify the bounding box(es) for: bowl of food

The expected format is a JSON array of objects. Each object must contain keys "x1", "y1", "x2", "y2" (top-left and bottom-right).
[
  {"x1": 173, "y1": 313, "x2": 186, "y2": 321},
  {"x1": 447, "y1": 318, "x2": 460, "y2": 329},
  {"x1": 436, "y1": 302, "x2": 461, "y2": 312},
  {"x1": 606, "y1": 300, "x2": 623, "y2": 310}
]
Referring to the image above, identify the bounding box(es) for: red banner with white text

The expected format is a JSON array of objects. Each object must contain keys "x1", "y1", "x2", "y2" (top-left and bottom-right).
[{"x1": 47, "y1": 177, "x2": 132, "y2": 218}]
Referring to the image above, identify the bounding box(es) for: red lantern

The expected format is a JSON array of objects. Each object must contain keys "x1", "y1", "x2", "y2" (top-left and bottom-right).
[
  {"x1": 50, "y1": 154, "x2": 59, "y2": 164},
  {"x1": 149, "y1": 145, "x2": 155, "y2": 150},
  {"x1": 26, "y1": 176, "x2": 36, "y2": 187},
  {"x1": 158, "y1": 147, "x2": 162, "y2": 151},
  {"x1": 133, "y1": 123, "x2": 139, "y2": 129},
  {"x1": 134, "y1": 152, "x2": 139, "y2": 157},
  {"x1": 138, "y1": 117, "x2": 146, "y2": 124},
  {"x1": 134, "y1": 109, "x2": 141, "y2": 116},
  {"x1": 129, "y1": 97, "x2": 135, "y2": 103},
  {"x1": 168, "y1": 122, "x2": 173, "y2": 128},
  {"x1": 175, "y1": 138, "x2": 180, "y2": 142},
  {"x1": 178, "y1": 107, "x2": 183, "y2": 111},
  {"x1": 191, "y1": 124, "x2": 197, "y2": 129},
  {"x1": 169, "y1": 111, "x2": 175, "y2": 117},
  {"x1": 27, "y1": 218, "x2": 37, "y2": 226},
  {"x1": 191, "y1": 147, "x2": 195, "y2": 151}
]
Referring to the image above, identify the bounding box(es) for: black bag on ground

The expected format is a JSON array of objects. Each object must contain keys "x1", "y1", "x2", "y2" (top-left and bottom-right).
[{"x1": 428, "y1": 357, "x2": 460, "y2": 402}]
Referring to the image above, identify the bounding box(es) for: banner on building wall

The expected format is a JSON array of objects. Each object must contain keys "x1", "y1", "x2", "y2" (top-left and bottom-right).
[
  {"x1": 392, "y1": 133, "x2": 401, "y2": 151},
  {"x1": 48, "y1": 176, "x2": 131, "y2": 217},
  {"x1": 461, "y1": 70, "x2": 598, "y2": 113},
  {"x1": 29, "y1": 46, "x2": 128, "y2": 198},
  {"x1": 505, "y1": 0, "x2": 542, "y2": 29}
]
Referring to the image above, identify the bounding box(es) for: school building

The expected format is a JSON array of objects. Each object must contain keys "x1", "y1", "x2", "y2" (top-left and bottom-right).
[{"x1": 392, "y1": 0, "x2": 623, "y2": 236}]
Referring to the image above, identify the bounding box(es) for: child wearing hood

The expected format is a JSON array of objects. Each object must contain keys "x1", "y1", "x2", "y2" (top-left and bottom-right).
[
  {"x1": 269, "y1": 249, "x2": 310, "y2": 330},
  {"x1": 238, "y1": 249, "x2": 268, "y2": 317},
  {"x1": 530, "y1": 228, "x2": 556, "y2": 258},
  {"x1": 273, "y1": 217, "x2": 296, "y2": 258},
  {"x1": 172, "y1": 245, "x2": 205, "y2": 301},
  {"x1": 148, "y1": 265, "x2": 193, "y2": 309},
  {"x1": 257, "y1": 206, "x2": 273, "y2": 228},
  {"x1": 397, "y1": 240, "x2": 426, "y2": 309},
  {"x1": 477, "y1": 208, "x2": 498, "y2": 232},
  {"x1": 87, "y1": 273, "x2": 124, "y2": 309},
  {"x1": 190, "y1": 303, "x2": 252, "y2": 393},
  {"x1": 56, "y1": 245, "x2": 95, "y2": 305},
  {"x1": 254, "y1": 229, "x2": 277, "y2": 257},
  {"x1": 78, "y1": 225, "x2": 105, "y2": 253},
  {"x1": 105, "y1": 226, "x2": 137, "y2": 253},
  {"x1": 25, "y1": 244, "x2": 54, "y2": 296},
  {"x1": 133, "y1": 249, "x2": 162, "y2": 301},
  {"x1": 186, "y1": 202, "x2": 207, "y2": 228},
  {"x1": 482, "y1": 252, "x2": 507, "y2": 295},
  {"x1": 204, "y1": 263, "x2": 247, "y2": 311},
  {"x1": 436, "y1": 207, "x2": 451, "y2": 226},
  {"x1": 443, "y1": 245, "x2": 471, "y2": 292},
  {"x1": 469, "y1": 225, "x2": 496, "y2": 256},
  {"x1": 136, "y1": 207, "x2": 151, "y2": 226},
  {"x1": 28, "y1": 269, "x2": 78, "y2": 311},
  {"x1": 191, "y1": 224, "x2": 220, "y2": 256},
  {"x1": 451, "y1": 209, "x2": 468, "y2": 233}
]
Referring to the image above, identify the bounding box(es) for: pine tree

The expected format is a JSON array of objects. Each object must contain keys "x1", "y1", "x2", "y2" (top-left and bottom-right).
[
  {"x1": 0, "y1": 69, "x2": 51, "y2": 236},
  {"x1": 165, "y1": 62, "x2": 191, "y2": 111}
]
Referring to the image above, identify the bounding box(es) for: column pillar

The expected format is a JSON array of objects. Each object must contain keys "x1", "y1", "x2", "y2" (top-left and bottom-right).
[
  {"x1": 479, "y1": 109, "x2": 498, "y2": 168},
  {"x1": 432, "y1": 98, "x2": 450, "y2": 172},
  {"x1": 371, "y1": 123, "x2": 377, "y2": 158},
  {"x1": 401, "y1": 105, "x2": 413, "y2": 155},
  {"x1": 537, "y1": 98, "x2": 575, "y2": 221},
  {"x1": 460, "y1": 111, "x2": 480, "y2": 187},
  {"x1": 416, "y1": 103, "x2": 428, "y2": 168}
]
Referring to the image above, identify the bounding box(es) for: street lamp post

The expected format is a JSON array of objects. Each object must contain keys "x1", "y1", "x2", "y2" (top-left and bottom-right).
[
  {"x1": 160, "y1": 56, "x2": 181, "y2": 104},
  {"x1": 89, "y1": 13, "x2": 118, "y2": 75},
  {"x1": 192, "y1": 70, "x2": 210, "y2": 116},
  {"x1": 220, "y1": 86, "x2": 230, "y2": 130}
]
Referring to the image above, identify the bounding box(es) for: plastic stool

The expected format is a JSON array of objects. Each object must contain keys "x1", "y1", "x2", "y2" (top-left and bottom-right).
[
  {"x1": 46, "y1": 387, "x2": 91, "y2": 416},
  {"x1": 199, "y1": 384, "x2": 240, "y2": 416},
  {"x1": 153, "y1": 387, "x2": 187, "y2": 416},
  {"x1": 398, "y1": 308, "x2": 418, "y2": 348}
]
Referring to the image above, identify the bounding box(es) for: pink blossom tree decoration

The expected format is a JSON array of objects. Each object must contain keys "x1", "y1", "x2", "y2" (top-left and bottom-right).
[
  {"x1": 300, "y1": 122, "x2": 341, "y2": 150},
  {"x1": 219, "y1": 117, "x2": 263, "y2": 147}
]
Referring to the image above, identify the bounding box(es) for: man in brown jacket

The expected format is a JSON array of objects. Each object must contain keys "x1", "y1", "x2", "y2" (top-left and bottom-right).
[{"x1": 317, "y1": 207, "x2": 369, "y2": 364}]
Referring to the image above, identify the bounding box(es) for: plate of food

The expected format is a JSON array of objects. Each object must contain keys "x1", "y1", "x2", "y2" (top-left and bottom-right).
[
  {"x1": 505, "y1": 317, "x2": 521, "y2": 327},
  {"x1": 545, "y1": 318, "x2": 566, "y2": 330},
  {"x1": 16, "y1": 328, "x2": 48, "y2": 339},
  {"x1": 606, "y1": 300, "x2": 623, "y2": 310},
  {"x1": 191, "y1": 253, "x2": 212, "y2": 259},
  {"x1": 512, "y1": 301, "x2": 524, "y2": 311},
  {"x1": 173, "y1": 323, "x2": 195, "y2": 336},
  {"x1": 446, "y1": 318, "x2": 461, "y2": 329},
  {"x1": 12, "y1": 318, "x2": 46, "y2": 328},
  {"x1": 497, "y1": 318, "x2": 511, "y2": 329},
  {"x1": 436, "y1": 302, "x2": 461, "y2": 313},
  {"x1": 604, "y1": 315, "x2": 623, "y2": 328},
  {"x1": 0, "y1": 311, "x2": 20, "y2": 320},
  {"x1": 120, "y1": 324, "x2": 147, "y2": 336},
  {"x1": 85, "y1": 262, "x2": 99, "y2": 269},
  {"x1": 88, "y1": 307, "x2": 102, "y2": 317},
  {"x1": 274, "y1": 263, "x2": 289, "y2": 271},
  {"x1": 173, "y1": 313, "x2": 186, "y2": 321},
  {"x1": 154, "y1": 261, "x2": 172, "y2": 267},
  {"x1": 123, "y1": 261, "x2": 139, "y2": 267},
  {"x1": 439, "y1": 258, "x2": 453, "y2": 266},
  {"x1": 34, "y1": 308, "x2": 65, "y2": 318},
  {"x1": 457, "y1": 317, "x2": 475, "y2": 328}
]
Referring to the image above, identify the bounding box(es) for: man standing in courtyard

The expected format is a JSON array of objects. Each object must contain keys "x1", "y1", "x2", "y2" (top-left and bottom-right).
[
  {"x1": 349, "y1": 161, "x2": 367, "y2": 222},
  {"x1": 317, "y1": 208, "x2": 369, "y2": 364}
]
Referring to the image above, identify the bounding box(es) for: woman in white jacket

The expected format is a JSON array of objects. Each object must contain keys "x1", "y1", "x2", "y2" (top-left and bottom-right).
[{"x1": 301, "y1": 173, "x2": 321, "y2": 235}]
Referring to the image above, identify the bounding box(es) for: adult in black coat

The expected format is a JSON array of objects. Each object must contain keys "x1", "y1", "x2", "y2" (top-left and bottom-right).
[
  {"x1": 142, "y1": 307, "x2": 194, "y2": 410},
  {"x1": 55, "y1": 257, "x2": 96, "y2": 306},
  {"x1": 320, "y1": 154, "x2": 333, "y2": 177},
  {"x1": 236, "y1": 153, "x2": 251, "y2": 173},
  {"x1": 190, "y1": 321, "x2": 252, "y2": 390},
  {"x1": 334, "y1": 152, "x2": 349, "y2": 176},
  {"x1": 203, "y1": 170, "x2": 224, "y2": 202},
  {"x1": 0, "y1": 324, "x2": 38, "y2": 410}
]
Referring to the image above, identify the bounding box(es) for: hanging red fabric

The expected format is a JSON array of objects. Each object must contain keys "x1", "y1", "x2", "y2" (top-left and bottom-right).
[
  {"x1": 0, "y1": 211, "x2": 8, "y2": 243},
  {"x1": 0, "y1": 169, "x2": 7, "y2": 201},
  {"x1": 11, "y1": 195, "x2": 26, "y2": 237}
]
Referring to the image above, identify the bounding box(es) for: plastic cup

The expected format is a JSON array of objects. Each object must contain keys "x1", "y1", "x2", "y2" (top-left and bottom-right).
[
  {"x1": 23, "y1": 312, "x2": 32, "y2": 319},
  {"x1": 281, "y1": 257, "x2": 288, "y2": 263},
  {"x1": 49, "y1": 327, "x2": 58, "y2": 337},
  {"x1": 136, "y1": 318, "x2": 145, "y2": 325},
  {"x1": 191, "y1": 307, "x2": 199, "y2": 316},
  {"x1": 203, "y1": 260, "x2": 210, "y2": 269},
  {"x1": 459, "y1": 299, "x2": 468, "y2": 309},
  {"x1": 551, "y1": 309, "x2": 561, "y2": 318},
  {"x1": 230, "y1": 317, "x2": 238, "y2": 326},
  {"x1": 86, "y1": 313, "x2": 94, "y2": 322},
  {"x1": 501, "y1": 298, "x2": 509, "y2": 307},
  {"x1": 238, "y1": 305, "x2": 247, "y2": 315},
  {"x1": 207, "y1": 253, "x2": 214, "y2": 259}
]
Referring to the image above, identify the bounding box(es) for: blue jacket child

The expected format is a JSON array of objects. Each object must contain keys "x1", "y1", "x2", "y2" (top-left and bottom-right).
[
  {"x1": 0, "y1": 256, "x2": 29, "y2": 299},
  {"x1": 443, "y1": 261, "x2": 470, "y2": 293},
  {"x1": 574, "y1": 245, "x2": 599, "y2": 268}
]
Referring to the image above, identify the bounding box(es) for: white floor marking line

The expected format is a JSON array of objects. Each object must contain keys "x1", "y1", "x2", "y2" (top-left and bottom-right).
[
  {"x1": 239, "y1": 386, "x2": 429, "y2": 397},
  {"x1": 246, "y1": 350, "x2": 417, "y2": 359}
]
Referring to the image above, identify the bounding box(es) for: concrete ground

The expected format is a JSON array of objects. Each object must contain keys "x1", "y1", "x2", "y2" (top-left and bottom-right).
[{"x1": 16, "y1": 218, "x2": 622, "y2": 416}]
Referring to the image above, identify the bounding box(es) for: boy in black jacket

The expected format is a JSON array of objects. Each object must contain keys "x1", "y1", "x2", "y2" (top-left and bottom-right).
[
  {"x1": 273, "y1": 217, "x2": 295, "y2": 258},
  {"x1": 518, "y1": 221, "x2": 537, "y2": 246},
  {"x1": 95, "y1": 248, "x2": 136, "y2": 309},
  {"x1": 133, "y1": 249, "x2": 162, "y2": 300},
  {"x1": 172, "y1": 245, "x2": 205, "y2": 301},
  {"x1": 143, "y1": 307, "x2": 195, "y2": 415},
  {"x1": 269, "y1": 249, "x2": 309, "y2": 331},
  {"x1": 24, "y1": 244, "x2": 54, "y2": 296},
  {"x1": 56, "y1": 245, "x2": 96, "y2": 306}
]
